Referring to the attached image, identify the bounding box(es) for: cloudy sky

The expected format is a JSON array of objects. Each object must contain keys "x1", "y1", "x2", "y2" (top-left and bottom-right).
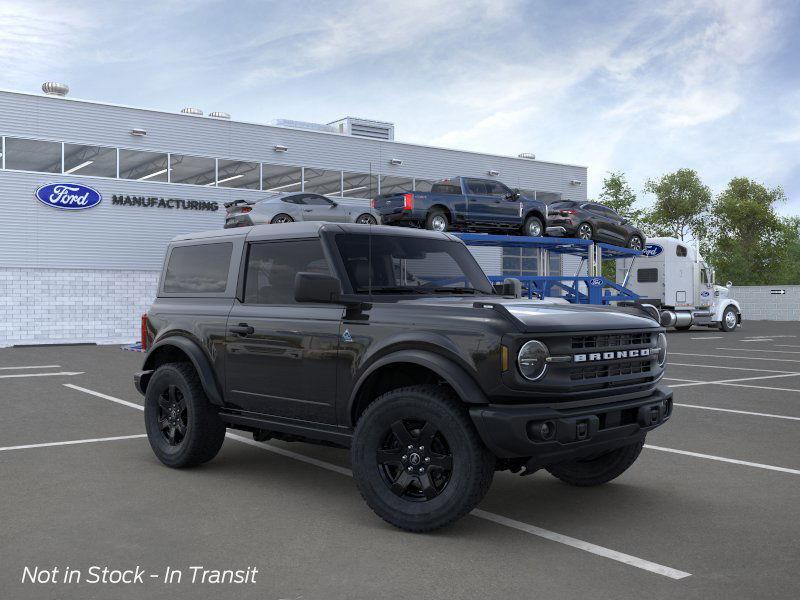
[{"x1": 2, "y1": 0, "x2": 799, "y2": 212}]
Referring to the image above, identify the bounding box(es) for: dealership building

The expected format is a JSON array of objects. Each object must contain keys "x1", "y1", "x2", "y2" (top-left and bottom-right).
[{"x1": 0, "y1": 85, "x2": 587, "y2": 347}]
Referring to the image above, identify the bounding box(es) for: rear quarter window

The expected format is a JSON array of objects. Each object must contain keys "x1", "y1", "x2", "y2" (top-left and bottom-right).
[{"x1": 162, "y1": 242, "x2": 233, "y2": 294}]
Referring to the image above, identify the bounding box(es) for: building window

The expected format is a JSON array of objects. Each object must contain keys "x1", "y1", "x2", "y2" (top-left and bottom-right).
[
  {"x1": 63, "y1": 144, "x2": 117, "y2": 177},
  {"x1": 262, "y1": 163, "x2": 302, "y2": 193},
  {"x1": 379, "y1": 175, "x2": 413, "y2": 195},
  {"x1": 342, "y1": 171, "x2": 378, "y2": 198},
  {"x1": 170, "y1": 154, "x2": 216, "y2": 186},
  {"x1": 217, "y1": 159, "x2": 260, "y2": 189},
  {"x1": 4, "y1": 138, "x2": 61, "y2": 173},
  {"x1": 304, "y1": 168, "x2": 342, "y2": 196},
  {"x1": 119, "y1": 149, "x2": 168, "y2": 182}
]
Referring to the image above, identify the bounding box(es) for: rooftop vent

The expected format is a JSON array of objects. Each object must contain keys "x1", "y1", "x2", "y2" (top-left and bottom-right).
[
  {"x1": 518, "y1": 152, "x2": 536, "y2": 160},
  {"x1": 42, "y1": 82, "x2": 69, "y2": 97},
  {"x1": 328, "y1": 117, "x2": 395, "y2": 141},
  {"x1": 269, "y1": 119, "x2": 337, "y2": 134},
  {"x1": 209, "y1": 111, "x2": 230, "y2": 119},
  {"x1": 180, "y1": 107, "x2": 203, "y2": 116}
]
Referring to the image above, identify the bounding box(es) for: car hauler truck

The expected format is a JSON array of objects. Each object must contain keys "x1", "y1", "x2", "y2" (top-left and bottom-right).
[{"x1": 616, "y1": 237, "x2": 742, "y2": 332}]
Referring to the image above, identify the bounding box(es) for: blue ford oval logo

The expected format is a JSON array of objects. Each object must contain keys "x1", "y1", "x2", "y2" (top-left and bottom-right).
[
  {"x1": 35, "y1": 183, "x2": 102, "y2": 210},
  {"x1": 588, "y1": 277, "x2": 603, "y2": 287},
  {"x1": 700, "y1": 290, "x2": 710, "y2": 297},
  {"x1": 642, "y1": 244, "x2": 663, "y2": 257}
]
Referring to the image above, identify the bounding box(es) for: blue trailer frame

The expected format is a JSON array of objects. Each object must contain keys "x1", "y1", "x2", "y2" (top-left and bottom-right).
[{"x1": 455, "y1": 233, "x2": 641, "y2": 305}]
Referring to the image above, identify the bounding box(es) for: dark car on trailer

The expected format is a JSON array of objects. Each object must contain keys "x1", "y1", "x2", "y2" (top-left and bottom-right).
[
  {"x1": 546, "y1": 200, "x2": 646, "y2": 250},
  {"x1": 373, "y1": 176, "x2": 553, "y2": 237},
  {"x1": 135, "y1": 222, "x2": 672, "y2": 532}
]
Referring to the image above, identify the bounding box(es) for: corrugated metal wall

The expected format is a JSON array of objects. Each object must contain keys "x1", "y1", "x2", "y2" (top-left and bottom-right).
[{"x1": 0, "y1": 89, "x2": 587, "y2": 272}]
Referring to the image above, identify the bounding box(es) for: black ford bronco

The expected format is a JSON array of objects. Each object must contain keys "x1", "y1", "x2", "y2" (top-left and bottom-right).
[{"x1": 135, "y1": 222, "x2": 672, "y2": 531}]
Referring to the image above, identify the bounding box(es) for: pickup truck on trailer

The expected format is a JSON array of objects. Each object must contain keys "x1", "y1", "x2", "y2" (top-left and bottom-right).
[
  {"x1": 135, "y1": 222, "x2": 672, "y2": 532},
  {"x1": 372, "y1": 176, "x2": 551, "y2": 237}
]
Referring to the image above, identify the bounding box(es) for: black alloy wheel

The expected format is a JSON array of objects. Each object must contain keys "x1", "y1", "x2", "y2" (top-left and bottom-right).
[
  {"x1": 157, "y1": 384, "x2": 188, "y2": 446},
  {"x1": 628, "y1": 235, "x2": 644, "y2": 251},
  {"x1": 577, "y1": 223, "x2": 593, "y2": 240},
  {"x1": 376, "y1": 419, "x2": 454, "y2": 501},
  {"x1": 356, "y1": 214, "x2": 378, "y2": 225}
]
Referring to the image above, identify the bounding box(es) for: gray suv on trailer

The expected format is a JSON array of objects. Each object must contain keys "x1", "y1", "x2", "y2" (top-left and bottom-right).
[{"x1": 135, "y1": 222, "x2": 672, "y2": 531}]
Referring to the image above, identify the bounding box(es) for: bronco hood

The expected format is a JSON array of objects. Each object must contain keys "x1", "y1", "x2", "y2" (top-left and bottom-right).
[{"x1": 400, "y1": 296, "x2": 659, "y2": 333}]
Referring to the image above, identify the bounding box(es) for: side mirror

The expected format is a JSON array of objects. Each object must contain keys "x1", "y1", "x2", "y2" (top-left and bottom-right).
[
  {"x1": 493, "y1": 277, "x2": 522, "y2": 297},
  {"x1": 726, "y1": 281, "x2": 732, "y2": 288},
  {"x1": 329, "y1": 201, "x2": 338, "y2": 208},
  {"x1": 295, "y1": 272, "x2": 341, "y2": 303}
]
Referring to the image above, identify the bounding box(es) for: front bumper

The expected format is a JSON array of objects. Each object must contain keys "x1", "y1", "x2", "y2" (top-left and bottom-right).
[{"x1": 469, "y1": 386, "x2": 672, "y2": 467}]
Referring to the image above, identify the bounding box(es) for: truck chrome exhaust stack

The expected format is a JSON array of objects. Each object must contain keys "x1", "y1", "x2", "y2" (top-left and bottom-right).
[{"x1": 659, "y1": 310, "x2": 678, "y2": 328}]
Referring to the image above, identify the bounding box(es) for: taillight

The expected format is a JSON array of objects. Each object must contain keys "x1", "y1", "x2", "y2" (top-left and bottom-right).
[
  {"x1": 402, "y1": 193, "x2": 414, "y2": 211},
  {"x1": 140, "y1": 314, "x2": 149, "y2": 351},
  {"x1": 241, "y1": 206, "x2": 252, "y2": 213},
  {"x1": 370, "y1": 198, "x2": 377, "y2": 209},
  {"x1": 560, "y1": 209, "x2": 577, "y2": 215}
]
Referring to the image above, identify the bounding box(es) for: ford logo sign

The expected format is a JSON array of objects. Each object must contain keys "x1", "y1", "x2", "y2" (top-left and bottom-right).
[
  {"x1": 700, "y1": 290, "x2": 710, "y2": 297},
  {"x1": 642, "y1": 244, "x2": 663, "y2": 257},
  {"x1": 35, "y1": 183, "x2": 102, "y2": 210},
  {"x1": 588, "y1": 277, "x2": 603, "y2": 287}
]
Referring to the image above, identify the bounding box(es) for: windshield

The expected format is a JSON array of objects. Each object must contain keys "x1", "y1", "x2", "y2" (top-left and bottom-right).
[{"x1": 334, "y1": 233, "x2": 494, "y2": 295}]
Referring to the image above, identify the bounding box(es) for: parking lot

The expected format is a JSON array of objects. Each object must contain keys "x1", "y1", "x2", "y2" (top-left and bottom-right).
[{"x1": 1, "y1": 320, "x2": 799, "y2": 600}]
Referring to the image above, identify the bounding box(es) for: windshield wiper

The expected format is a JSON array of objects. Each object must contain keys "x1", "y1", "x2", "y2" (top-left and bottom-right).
[{"x1": 427, "y1": 287, "x2": 482, "y2": 294}]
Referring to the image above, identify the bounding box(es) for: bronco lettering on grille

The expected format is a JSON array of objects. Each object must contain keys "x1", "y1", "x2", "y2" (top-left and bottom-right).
[{"x1": 573, "y1": 348, "x2": 651, "y2": 362}]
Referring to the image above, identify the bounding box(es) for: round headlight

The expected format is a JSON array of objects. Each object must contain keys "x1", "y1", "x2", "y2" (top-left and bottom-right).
[
  {"x1": 657, "y1": 332, "x2": 668, "y2": 366},
  {"x1": 517, "y1": 340, "x2": 549, "y2": 381}
]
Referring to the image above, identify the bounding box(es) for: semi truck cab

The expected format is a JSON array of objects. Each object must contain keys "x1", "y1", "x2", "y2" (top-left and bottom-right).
[{"x1": 616, "y1": 236, "x2": 742, "y2": 332}]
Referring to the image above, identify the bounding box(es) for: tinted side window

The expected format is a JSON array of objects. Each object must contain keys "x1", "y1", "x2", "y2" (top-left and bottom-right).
[
  {"x1": 465, "y1": 179, "x2": 489, "y2": 195},
  {"x1": 677, "y1": 245, "x2": 688, "y2": 257},
  {"x1": 282, "y1": 195, "x2": 304, "y2": 204},
  {"x1": 484, "y1": 181, "x2": 512, "y2": 197},
  {"x1": 163, "y1": 243, "x2": 232, "y2": 293},
  {"x1": 244, "y1": 240, "x2": 330, "y2": 305},
  {"x1": 430, "y1": 183, "x2": 461, "y2": 194},
  {"x1": 303, "y1": 194, "x2": 334, "y2": 206},
  {"x1": 637, "y1": 268, "x2": 658, "y2": 283}
]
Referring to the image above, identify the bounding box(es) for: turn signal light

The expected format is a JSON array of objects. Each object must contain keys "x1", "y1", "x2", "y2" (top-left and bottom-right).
[
  {"x1": 240, "y1": 207, "x2": 252, "y2": 213},
  {"x1": 402, "y1": 193, "x2": 414, "y2": 211}
]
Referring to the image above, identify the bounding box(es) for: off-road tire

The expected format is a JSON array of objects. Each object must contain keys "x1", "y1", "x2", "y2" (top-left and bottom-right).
[
  {"x1": 719, "y1": 307, "x2": 738, "y2": 332},
  {"x1": 351, "y1": 385, "x2": 494, "y2": 532},
  {"x1": 425, "y1": 209, "x2": 449, "y2": 232},
  {"x1": 545, "y1": 438, "x2": 645, "y2": 487},
  {"x1": 144, "y1": 362, "x2": 226, "y2": 468},
  {"x1": 522, "y1": 215, "x2": 544, "y2": 237}
]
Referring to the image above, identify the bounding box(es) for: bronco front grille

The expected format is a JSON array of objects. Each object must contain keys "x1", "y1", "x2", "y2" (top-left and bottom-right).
[
  {"x1": 571, "y1": 332, "x2": 652, "y2": 351},
  {"x1": 570, "y1": 359, "x2": 652, "y2": 381}
]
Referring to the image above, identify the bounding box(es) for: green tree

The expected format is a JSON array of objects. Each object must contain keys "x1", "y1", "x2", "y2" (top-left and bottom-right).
[
  {"x1": 705, "y1": 177, "x2": 793, "y2": 285},
  {"x1": 598, "y1": 171, "x2": 643, "y2": 227},
  {"x1": 642, "y1": 169, "x2": 711, "y2": 241}
]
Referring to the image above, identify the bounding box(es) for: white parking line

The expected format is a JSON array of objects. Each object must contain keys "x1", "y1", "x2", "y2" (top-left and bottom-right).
[
  {"x1": 674, "y1": 403, "x2": 800, "y2": 421},
  {"x1": 716, "y1": 347, "x2": 800, "y2": 354},
  {"x1": 0, "y1": 371, "x2": 84, "y2": 379},
  {"x1": 717, "y1": 382, "x2": 800, "y2": 394},
  {"x1": 690, "y1": 336, "x2": 723, "y2": 340},
  {"x1": 645, "y1": 445, "x2": 800, "y2": 476},
  {"x1": 775, "y1": 344, "x2": 800, "y2": 349},
  {"x1": 669, "y1": 362, "x2": 799, "y2": 374},
  {"x1": 0, "y1": 365, "x2": 61, "y2": 370},
  {"x1": 60, "y1": 384, "x2": 691, "y2": 579},
  {"x1": 471, "y1": 509, "x2": 691, "y2": 580},
  {"x1": 671, "y1": 352, "x2": 800, "y2": 364},
  {"x1": 667, "y1": 373, "x2": 800, "y2": 388},
  {"x1": 0, "y1": 434, "x2": 146, "y2": 453}
]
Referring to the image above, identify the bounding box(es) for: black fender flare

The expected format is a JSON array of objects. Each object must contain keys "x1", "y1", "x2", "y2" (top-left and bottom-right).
[
  {"x1": 142, "y1": 336, "x2": 224, "y2": 405},
  {"x1": 348, "y1": 349, "x2": 489, "y2": 423}
]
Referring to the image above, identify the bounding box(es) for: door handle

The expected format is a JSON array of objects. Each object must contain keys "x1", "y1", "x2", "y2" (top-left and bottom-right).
[
  {"x1": 303, "y1": 208, "x2": 313, "y2": 212},
  {"x1": 230, "y1": 323, "x2": 254, "y2": 336}
]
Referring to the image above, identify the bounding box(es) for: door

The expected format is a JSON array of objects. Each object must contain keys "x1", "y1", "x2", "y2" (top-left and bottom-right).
[
  {"x1": 585, "y1": 204, "x2": 621, "y2": 242},
  {"x1": 464, "y1": 179, "x2": 518, "y2": 226},
  {"x1": 298, "y1": 194, "x2": 348, "y2": 222},
  {"x1": 697, "y1": 262, "x2": 714, "y2": 307},
  {"x1": 225, "y1": 238, "x2": 343, "y2": 424}
]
